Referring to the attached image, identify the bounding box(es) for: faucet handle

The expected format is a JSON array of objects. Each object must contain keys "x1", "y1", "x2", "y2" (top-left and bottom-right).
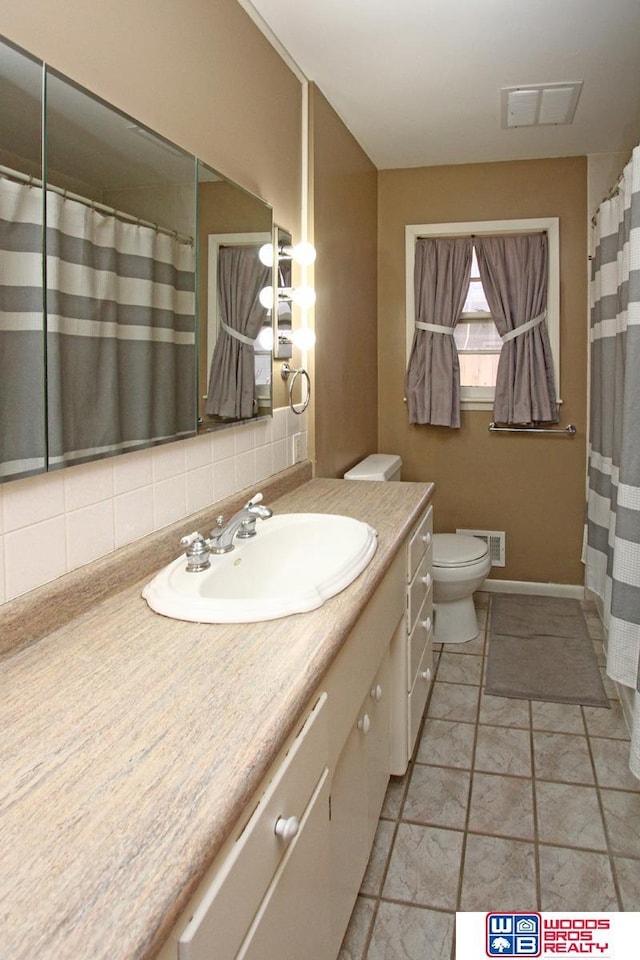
[
  {"x1": 180, "y1": 532, "x2": 211, "y2": 572},
  {"x1": 245, "y1": 492, "x2": 263, "y2": 508}
]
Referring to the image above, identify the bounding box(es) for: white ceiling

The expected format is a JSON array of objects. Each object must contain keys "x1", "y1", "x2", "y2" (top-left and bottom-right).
[{"x1": 244, "y1": 0, "x2": 640, "y2": 169}]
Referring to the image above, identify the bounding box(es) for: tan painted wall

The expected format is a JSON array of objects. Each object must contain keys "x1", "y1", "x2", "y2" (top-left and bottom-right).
[
  {"x1": 378, "y1": 157, "x2": 588, "y2": 585},
  {"x1": 0, "y1": 0, "x2": 301, "y2": 231},
  {"x1": 310, "y1": 85, "x2": 379, "y2": 478}
]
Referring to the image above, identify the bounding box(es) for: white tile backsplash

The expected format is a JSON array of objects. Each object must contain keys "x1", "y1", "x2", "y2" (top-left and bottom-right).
[{"x1": 0, "y1": 410, "x2": 300, "y2": 604}]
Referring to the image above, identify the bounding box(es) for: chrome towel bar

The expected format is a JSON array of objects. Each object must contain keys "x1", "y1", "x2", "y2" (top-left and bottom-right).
[{"x1": 489, "y1": 422, "x2": 576, "y2": 435}]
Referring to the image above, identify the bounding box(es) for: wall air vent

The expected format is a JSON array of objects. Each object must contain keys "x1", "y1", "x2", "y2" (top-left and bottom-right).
[
  {"x1": 457, "y1": 529, "x2": 505, "y2": 567},
  {"x1": 501, "y1": 82, "x2": 583, "y2": 128}
]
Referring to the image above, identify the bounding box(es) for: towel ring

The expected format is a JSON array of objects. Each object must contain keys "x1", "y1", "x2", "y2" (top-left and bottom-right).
[{"x1": 281, "y1": 362, "x2": 311, "y2": 415}]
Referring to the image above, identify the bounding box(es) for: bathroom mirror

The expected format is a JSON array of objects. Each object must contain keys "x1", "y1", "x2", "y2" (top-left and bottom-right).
[
  {"x1": 0, "y1": 33, "x2": 275, "y2": 485},
  {"x1": 0, "y1": 39, "x2": 46, "y2": 482}
]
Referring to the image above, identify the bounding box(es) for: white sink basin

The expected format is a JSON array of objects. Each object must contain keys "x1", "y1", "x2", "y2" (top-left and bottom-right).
[{"x1": 142, "y1": 513, "x2": 377, "y2": 623}]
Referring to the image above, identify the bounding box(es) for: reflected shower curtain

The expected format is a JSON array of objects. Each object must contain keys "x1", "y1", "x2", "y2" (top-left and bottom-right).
[
  {"x1": 585, "y1": 144, "x2": 640, "y2": 780},
  {"x1": 46, "y1": 190, "x2": 196, "y2": 467},
  {"x1": 0, "y1": 177, "x2": 46, "y2": 481},
  {"x1": 206, "y1": 246, "x2": 270, "y2": 420}
]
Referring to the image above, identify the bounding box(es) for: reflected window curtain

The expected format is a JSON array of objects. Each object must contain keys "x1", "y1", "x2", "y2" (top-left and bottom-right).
[
  {"x1": 205, "y1": 246, "x2": 270, "y2": 420},
  {"x1": 46, "y1": 191, "x2": 196, "y2": 467},
  {"x1": 586, "y1": 145, "x2": 640, "y2": 781},
  {"x1": 405, "y1": 237, "x2": 472, "y2": 428},
  {"x1": 0, "y1": 176, "x2": 46, "y2": 481},
  {"x1": 474, "y1": 233, "x2": 558, "y2": 424}
]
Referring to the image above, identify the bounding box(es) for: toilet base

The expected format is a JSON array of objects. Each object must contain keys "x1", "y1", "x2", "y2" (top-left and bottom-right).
[{"x1": 434, "y1": 596, "x2": 480, "y2": 645}]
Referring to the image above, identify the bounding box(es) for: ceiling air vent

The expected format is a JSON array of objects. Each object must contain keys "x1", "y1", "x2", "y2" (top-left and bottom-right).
[{"x1": 501, "y1": 82, "x2": 583, "y2": 128}]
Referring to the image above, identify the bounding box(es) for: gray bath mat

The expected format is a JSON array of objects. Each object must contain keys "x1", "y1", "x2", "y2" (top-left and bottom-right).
[{"x1": 484, "y1": 594, "x2": 609, "y2": 707}]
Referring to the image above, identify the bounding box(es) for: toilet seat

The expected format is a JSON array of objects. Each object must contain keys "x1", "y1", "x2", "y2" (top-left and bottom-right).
[{"x1": 433, "y1": 533, "x2": 489, "y2": 567}]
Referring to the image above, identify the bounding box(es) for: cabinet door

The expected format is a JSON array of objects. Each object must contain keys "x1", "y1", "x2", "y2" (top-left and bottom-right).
[
  {"x1": 329, "y1": 709, "x2": 368, "y2": 955},
  {"x1": 365, "y1": 651, "x2": 391, "y2": 851},
  {"x1": 238, "y1": 770, "x2": 331, "y2": 960}
]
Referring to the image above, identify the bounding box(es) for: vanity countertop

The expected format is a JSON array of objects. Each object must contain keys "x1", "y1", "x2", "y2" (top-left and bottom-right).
[{"x1": 0, "y1": 474, "x2": 433, "y2": 960}]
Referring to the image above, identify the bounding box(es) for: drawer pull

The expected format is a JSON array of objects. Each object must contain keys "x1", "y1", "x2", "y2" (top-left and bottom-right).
[
  {"x1": 357, "y1": 713, "x2": 371, "y2": 735},
  {"x1": 420, "y1": 617, "x2": 432, "y2": 633},
  {"x1": 274, "y1": 815, "x2": 300, "y2": 841},
  {"x1": 420, "y1": 573, "x2": 432, "y2": 588},
  {"x1": 370, "y1": 684, "x2": 383, "y2": 703},
  {"x1": 422, "y1": 532, "x2": 432, "y2": 546},
  {"x1": 420, "y1": 668, "x2": 432, "y2": 683}
]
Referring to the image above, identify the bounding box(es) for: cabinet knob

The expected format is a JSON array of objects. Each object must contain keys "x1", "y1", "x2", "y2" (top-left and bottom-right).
[
  {"x1": 357, "y1": 713, "x2": 371, "y2": 735},
  {"x1": 370, "y1": 684, "x2": 383, "y2": 702},
  {"x1": 422, "y1": 532, "x2": 432, "y2": 546},
  {"x1": 420, "y1": 617, "x2": 432, "y2": 633},
  {"x1": 420, "y1": 668, "x2": 432, "y2": 682},
  {"x1": 420, "y1": 573, "x2": 432, "y2": 588},
  {"x1": 274, "y1": 815, "x2": 300, "y2": 841}
]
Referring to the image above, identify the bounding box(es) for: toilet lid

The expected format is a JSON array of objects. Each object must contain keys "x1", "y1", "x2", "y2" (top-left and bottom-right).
[{"x1": 432, "y1": 533, "x2": 489, "y2": 567}]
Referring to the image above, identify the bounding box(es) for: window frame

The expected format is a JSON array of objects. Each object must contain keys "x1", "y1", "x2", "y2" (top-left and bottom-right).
[{"x1": 405, "y1": 218, "x2": 561, "y2": 411}]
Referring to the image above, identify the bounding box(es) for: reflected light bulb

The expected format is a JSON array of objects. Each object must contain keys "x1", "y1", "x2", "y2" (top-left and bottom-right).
[
  {"x1": 290, "y1": 241, "x2": 316, "y2": 265},
  {"x1": 291, "y1": 327, "x2": 316, "y2": 351},
  {"x1": 259, "y1": 286, "x2": 274, "y2": 309},
  {"x1": 290, "y1": 285, "x2": 316, "y2": 309},
  {"x1": 257, "y1": 326, "x2": 274, "y2": 351},
  {"x1": 258, "y1": 243, "x2": 274, "y2": 266}
]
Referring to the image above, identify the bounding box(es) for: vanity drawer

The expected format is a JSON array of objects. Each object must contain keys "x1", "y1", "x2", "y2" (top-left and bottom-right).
[
  {"x1": 178, "y1": 693, "x2": 328, "y2": 960},
  {"x1": 407, "y1": 549, "x2": 432, "y2": 633},
  {"x1": 407, "y1": 645, "x2": 433, "y2": 754},
  {"x1": 408, "y1": 592, "x2": 433, "y2": 691},
  {"x1": 407, "y1": 506, "x2": 433, "y2": 582}
]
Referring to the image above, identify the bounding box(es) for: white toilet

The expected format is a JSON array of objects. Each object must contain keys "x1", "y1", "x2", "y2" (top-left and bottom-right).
[
  {"x1": 344, "y1": 454, "x2": 490, "y2": 645},
  {"x1": 432, "y1": 534, "x2": 491, "y2": 644},
  {"x1": 343, "y1": 453, "x2": 402, "y2": 482}
]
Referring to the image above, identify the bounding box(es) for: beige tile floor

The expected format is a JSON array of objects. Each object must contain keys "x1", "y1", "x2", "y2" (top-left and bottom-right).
[{"x1": 339, "y1": 593, "x2": 640, "y2": 960}]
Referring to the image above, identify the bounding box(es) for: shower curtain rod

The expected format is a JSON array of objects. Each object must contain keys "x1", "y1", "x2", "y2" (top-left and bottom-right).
[
  {"x1": 489, "y1": 422, "x2": 576, "y2": 436},
  {"x1": 0, "y1": 164, "x2": 193, "y2": 245}
]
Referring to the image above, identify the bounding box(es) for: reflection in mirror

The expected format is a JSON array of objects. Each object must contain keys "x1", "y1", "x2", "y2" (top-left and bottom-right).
[
  {"x1": 197, "y1": 160, "x2": 273, "y2": 428},
  {"x1": 44, "y1": 69, "x2": 197, "y2": 470},
  {"x1": 274, "y1": 226, "x2": 293, "y2": 360},
  {"x1": 0, "y1": 39, "x2": 46, "y2": 482}
]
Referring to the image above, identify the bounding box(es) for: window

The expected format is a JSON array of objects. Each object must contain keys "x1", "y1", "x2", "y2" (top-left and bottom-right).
[{"x1": 406, "y1": 218, "x2": 560, "y2": 410}]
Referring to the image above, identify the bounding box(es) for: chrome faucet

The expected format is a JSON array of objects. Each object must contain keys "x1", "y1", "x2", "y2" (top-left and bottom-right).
[{"x1": 208, "y1": 493, "x2": 273, "y2": 554}]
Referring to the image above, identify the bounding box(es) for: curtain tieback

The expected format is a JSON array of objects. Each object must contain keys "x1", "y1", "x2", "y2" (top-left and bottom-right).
[
  {"x1": 415, "y1": 322, "x2": 455, "y2": 335},
  {"x1": 221, "y1": 320, "x2": 256, "y2": 346},
  {"x1": 501, "y1": 310, "x2": 547, "y2": 343}
]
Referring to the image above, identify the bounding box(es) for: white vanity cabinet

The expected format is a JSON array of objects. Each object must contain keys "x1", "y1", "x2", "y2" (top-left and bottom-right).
[
  {"x1": 159, "y1": 531, "x2": 414, "y2": 960},
  {"x1": 390, "y1": 505, "x2": 434, "y2": 775},
  {"x1": 175, "y1": 693, "x2": 331, "y2": 960}
]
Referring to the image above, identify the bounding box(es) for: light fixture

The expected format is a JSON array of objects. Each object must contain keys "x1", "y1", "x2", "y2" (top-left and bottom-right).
[
  {"x1": 289, "y1": 327, "x2": 316, "y2": 350},
  {"x1": 501, "y1": 82, "x2": 583, "y2": 128},
  {"x1": 256, "y1": 325, "x2": 274, "y2": 350},
  {"x1": 257, "y1": 241, "x2": 317, "y2": 267},
  {"x1": 258, "y1": 285, "x2": 316, "y2": 309}
]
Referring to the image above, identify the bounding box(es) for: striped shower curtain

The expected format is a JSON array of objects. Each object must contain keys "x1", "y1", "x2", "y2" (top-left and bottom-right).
[
  {"x1": 0, "y1": 177, "x2": 46, "y2": 481},
  {"x1": 46, "y1": 190, "x2": 196, "y2": 467},
  {"x1": 585, "y1": 145, "x2": 640, "y2": 780}
]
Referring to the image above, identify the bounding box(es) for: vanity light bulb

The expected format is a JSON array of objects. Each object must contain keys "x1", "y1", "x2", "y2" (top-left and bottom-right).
[
  {"x1": 258, "y1": 243, "x2": 274, "y2": 267},
  {"x1": 290, "y1": 241, "x2": 316, "y2": 266},
  {"x1": 259, "y1": 286, "x2": 274, "y2": 310},
  {"x1": 290, "y1": 327, "x2": 316, "y2": 351},
  {"x1": 257, "y1": 326, "x2": 274, "y2": 351},
  {"x1": 290, "y1": 285, "x2": 316, "y2": 309}
]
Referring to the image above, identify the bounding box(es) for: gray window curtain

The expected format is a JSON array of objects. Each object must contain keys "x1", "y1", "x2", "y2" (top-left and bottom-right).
[
  {"x1": 206, "y1": 246, "x2": 270, "y2": 420},
  {"x1": 474, "y1": 233, "x2": 558, "y2": 424},
  {"x1": 405, "y1": 237, "x2": 472, "y2": 428},
  {"x1": 585, "y1": 144, "x2": 640, "y2": 781}
]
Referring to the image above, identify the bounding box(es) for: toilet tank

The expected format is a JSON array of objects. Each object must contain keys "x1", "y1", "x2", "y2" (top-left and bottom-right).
[{"x1": 344, "y1": 454, "x2": 402, "y2": 482}]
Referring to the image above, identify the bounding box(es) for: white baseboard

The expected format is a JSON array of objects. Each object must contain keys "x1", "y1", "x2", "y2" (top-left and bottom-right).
[{"x1": 482, "y1": 579, "x2": 585, "y2": 599}]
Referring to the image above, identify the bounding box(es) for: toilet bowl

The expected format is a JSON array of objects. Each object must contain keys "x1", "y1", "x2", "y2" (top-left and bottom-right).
[{"x1": 432, "y1": 534, "x2": 491, "y2": 644}]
